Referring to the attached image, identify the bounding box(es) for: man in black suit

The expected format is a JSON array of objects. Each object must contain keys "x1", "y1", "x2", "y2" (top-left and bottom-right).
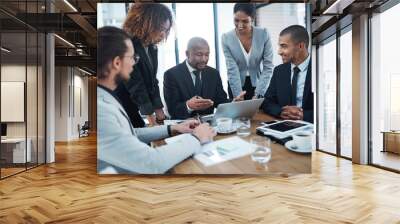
[
  {"x1": 164, "y1": 37, "x2": 245, "y2": 119},
  {"x1": 262, "y1": 25, "x2": 313, "y2": 123}
]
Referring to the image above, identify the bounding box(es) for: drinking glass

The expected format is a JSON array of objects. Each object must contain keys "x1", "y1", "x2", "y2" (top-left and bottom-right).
[
  {"x1": 250, "y1": 136, "x2": 271, "y2": 164},
  {"x1": 236, "y1": 117, "x2": 251, "y2": 136}
]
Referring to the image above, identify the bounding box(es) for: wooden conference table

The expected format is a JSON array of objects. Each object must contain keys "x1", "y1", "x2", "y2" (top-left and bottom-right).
[{"x1": 166, "y1": 112, "x2": 311, "y2": 175}]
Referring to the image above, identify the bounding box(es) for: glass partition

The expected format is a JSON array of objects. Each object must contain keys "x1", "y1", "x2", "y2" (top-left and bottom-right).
[{"x1": 317, "y1": 36, "x2": 337, "y2": 155}]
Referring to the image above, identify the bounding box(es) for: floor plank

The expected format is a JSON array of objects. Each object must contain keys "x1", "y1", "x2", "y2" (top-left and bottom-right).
[{"x1": 0, "y1": 135, "x2": 399, "y2": 223}]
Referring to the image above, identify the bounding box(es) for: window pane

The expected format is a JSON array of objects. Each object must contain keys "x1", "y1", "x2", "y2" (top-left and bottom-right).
[
  {"x1": 216, "y1": 3, "x2": 235, "y2": 93},
  {"x1": 1, "y1": 31, "x2": 28, "y2": 177},
  {"x1": 175, "y1": 3, "x2": 216, "y2": 68},
  {"x1": 257, "y1": 4, "x2": 306, "y2": 66},
  {"x1": 97, "y1": 3, "x2": 127, "y2": 28},
  {"x1": 371, "y1": 3, "x2": 400, "y2": 171},
  {"x1": 318, "y1": 37, "x2": 337, "y2": 154},
  {"x1": 339, "y1": 29, "x2": 352, "y2": 158}
]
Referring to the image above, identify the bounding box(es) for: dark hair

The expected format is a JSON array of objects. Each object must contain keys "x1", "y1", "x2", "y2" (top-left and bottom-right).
[
  {"x1": 280, "y1": 25, "x2": 310, "y2": 48},
  {"x1": 97, "y1": 26, "x2": 131, "y2": 79},
  {"x1": 234, "y1": 3, "x2": 256, "y2": 18},
  {"x1": 123, "y1": 3, "x2": 173, "y2": 46}
]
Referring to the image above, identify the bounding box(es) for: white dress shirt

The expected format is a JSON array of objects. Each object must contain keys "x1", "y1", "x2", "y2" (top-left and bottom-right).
[
  {"x1": 185, "y1": 60, "x2": 202, "y2": 113},
  {"x1": 290, "y1": 54, "x2": 310, "y2": 107},
  {"x1": 237, "y1": 36, "x2": 251, "y2": 77}
]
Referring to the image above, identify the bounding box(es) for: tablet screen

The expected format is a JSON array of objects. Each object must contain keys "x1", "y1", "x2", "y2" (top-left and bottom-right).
[{"x1": 266, "y1": 121, "x2": 306, "y2": 132}]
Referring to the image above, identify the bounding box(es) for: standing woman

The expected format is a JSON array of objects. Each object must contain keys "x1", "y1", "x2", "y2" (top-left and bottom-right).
[
  {"x1": 221, "y1": 3, "x2": 274, "y2": 100},
  {"x1": 116, "y1": 3, "x2": 172, "y2": 126}
]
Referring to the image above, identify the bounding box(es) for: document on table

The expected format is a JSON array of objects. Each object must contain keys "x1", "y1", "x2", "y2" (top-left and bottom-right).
[{"x1": 165, "y1": 136, "x2": 256, "y2": 166}]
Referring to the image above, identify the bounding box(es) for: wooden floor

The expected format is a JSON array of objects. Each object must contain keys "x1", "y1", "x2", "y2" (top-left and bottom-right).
[
  {"x1": 373, "y1": 150, "x2": 400, "y2": 171},
  {"x1": 1, "y1": 135, "x2": 400, "y2": 223}
]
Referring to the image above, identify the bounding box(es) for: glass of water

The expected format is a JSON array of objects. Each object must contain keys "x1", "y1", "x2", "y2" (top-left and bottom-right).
[
  {"x1": 236, "y1": 117, "x2": 251, "y2": 136},
  {"x1": 250, "y1": 136, "x2": 271, "y2": 164}
]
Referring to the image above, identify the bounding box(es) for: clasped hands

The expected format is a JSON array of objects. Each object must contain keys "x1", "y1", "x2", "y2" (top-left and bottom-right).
[{"x1": 280, "y1": 105, "x2": 303, "y2": 120}]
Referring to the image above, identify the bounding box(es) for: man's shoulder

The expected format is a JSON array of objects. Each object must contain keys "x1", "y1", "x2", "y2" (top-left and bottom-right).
[
  {"x1": 203, "y1": 66, "x2": 219, "y2": 74},
  {"x1": 274, "y1": 63, "x2": 291, "y2": 72},
  {"x1": 165, "y1": 62, "x2": 185, "y2": 76}
]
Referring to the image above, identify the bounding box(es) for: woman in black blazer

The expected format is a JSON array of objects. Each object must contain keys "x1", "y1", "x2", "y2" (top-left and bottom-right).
[{"x1": 115, "y1": 3, "x2": 173, "y2": 126}]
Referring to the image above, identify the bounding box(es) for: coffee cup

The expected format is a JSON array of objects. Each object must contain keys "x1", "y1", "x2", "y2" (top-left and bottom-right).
[
  {"x1": 216, "y1": 117, "x2": 232, "y2": 132},
  {"x1": 292, "y1": 131, "x2": 312, "y2": 149}
]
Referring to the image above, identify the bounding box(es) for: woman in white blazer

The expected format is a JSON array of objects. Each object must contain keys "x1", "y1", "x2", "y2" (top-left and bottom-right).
[
  {"x1": 221, "y1": 3, "x2": 274, "y2": 100},
  {"x1": 97, "y1": 26, "x2": 216, "y2": 174}
]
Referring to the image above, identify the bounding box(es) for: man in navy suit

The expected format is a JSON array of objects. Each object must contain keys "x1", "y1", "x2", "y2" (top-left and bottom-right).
[
  {"x1": 164, "y1": 37, "x2": 245, "y2": 119},
  {"x1": 262, "y1": 25, "x2": 313, "y2": 123}
]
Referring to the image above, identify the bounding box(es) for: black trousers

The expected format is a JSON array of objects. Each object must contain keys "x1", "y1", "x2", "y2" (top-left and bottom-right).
[{"x1": 228, "y1": 76, "x2": 255, "y2": 100}]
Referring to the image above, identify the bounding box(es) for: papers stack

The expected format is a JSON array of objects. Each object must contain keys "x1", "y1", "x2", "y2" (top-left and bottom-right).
[{"x1": 165, "y1": 136, "x2": 256, "y2": 166}]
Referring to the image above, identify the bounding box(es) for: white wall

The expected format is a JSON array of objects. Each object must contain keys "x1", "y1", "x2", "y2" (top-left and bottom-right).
[
  {"x1": 257, "y1": 3, "x2": 306, "y2": 66},
  {"x1": 54, "y1": 67, "x2": 89, "y2": 141}
]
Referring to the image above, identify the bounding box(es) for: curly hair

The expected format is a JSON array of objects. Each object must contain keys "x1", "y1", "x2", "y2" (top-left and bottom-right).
[{"x1": 123, "y1": 3, "x2": 173, "y2": 46}]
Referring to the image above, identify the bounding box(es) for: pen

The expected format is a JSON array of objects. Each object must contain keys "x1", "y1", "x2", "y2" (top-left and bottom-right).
[{"x1": 195, "y1": 113, "x2": 202, "y2": 124}]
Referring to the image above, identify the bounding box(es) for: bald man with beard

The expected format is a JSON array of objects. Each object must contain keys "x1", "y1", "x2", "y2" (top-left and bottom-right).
[{"x1": 164, "y1": 37, "x2": 245, "y2": 119}]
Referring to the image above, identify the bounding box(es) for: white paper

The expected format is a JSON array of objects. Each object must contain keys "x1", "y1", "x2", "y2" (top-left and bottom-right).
[{"x1": 194, "y1": 137, "x2": 256, "y2": 166}]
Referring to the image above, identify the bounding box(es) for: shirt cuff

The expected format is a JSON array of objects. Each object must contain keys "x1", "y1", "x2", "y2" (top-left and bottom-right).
[{"x1": 186, "y1": 101, "x2": 194, "y2": 113}]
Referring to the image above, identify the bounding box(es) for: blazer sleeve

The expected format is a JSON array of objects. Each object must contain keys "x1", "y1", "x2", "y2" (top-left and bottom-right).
[
  {"x1": 255, "y1": 28, "x2": 274, "y2": 97},
  {"x1": 222, "y1": 33, "x2": 243, "y2": 98},
  {"x1": 262, "y1": 67, "x2": 282, "y2": 118},
  {"x1": 151, "y1": 77, "x2": 164, "y2": 111},
  {"x1": 134, "y1": 125, "x2": 169, "y2": 144},
  {"x1": 163, "y1": 69, "x2": 192, "y2": 119},
  {"x1": 125, "y1": 67, "x2": 155, "y2": 115},
  {"x1": 98, "y1": 104, "x2": 201, "y2": 174}
]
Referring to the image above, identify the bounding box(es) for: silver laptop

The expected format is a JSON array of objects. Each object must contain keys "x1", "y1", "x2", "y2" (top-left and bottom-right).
[{"x1": 200, "y1": 98, "x2": 264, "y2": 125}]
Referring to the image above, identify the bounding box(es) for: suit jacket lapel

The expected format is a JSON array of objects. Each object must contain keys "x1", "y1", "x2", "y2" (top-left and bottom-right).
[
  {"x1": 201, "y1": 69, "x2": 210, "y2": 98},
  {"x1": 302, "y1": 61, "x2": 312, "y2": 107},
  {"x1": 232, "y1": 33, "x2": 248, "y2": 65},
  {"x1": 133, "y1": 39, "x2": 155, "y2": 76},
  {"x1": 99, "y1": 88, "x2": 135, "y2": 135},
  {"x1": 283, "y1": 63, "x2": 292, "y2": 105},
  {"x1": 149, "y1": 45, "x2": 158, "y2": 74}
]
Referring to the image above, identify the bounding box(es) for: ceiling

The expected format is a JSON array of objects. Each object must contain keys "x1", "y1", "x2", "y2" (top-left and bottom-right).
[
  {"x1": 0, "y1": 0, "x2": 98, "y2": 73},
  {"x1": 310, "y1": 0, "x2": 390, "y2": 43}
]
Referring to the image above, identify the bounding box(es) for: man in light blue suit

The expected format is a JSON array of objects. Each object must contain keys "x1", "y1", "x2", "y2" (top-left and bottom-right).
[
  {"x1": 97, "y1": 26, "x2": 216, "y2": 174},
  {"x1": 222, "y1": 3, "x2": 274, "y2": 100}
]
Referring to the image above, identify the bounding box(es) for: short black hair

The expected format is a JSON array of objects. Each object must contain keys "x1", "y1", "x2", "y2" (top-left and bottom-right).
[
  {"x1": 280, "y1": 25, "x2": 310, "y2": 48},
  {"x1": 234, "y1": 3, "x2": 256, "y2": 18},
  {"x1": 97, "y1": 26, "x2": 131, "y2": 79}
]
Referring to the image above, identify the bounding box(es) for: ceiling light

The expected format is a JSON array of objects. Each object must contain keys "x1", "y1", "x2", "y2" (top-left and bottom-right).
[
  {"x1": 54, "y1": 34, "x2": 75, "y2": 48},
  {"x1": 78, "y1": 67, "x2": 93, "y2": 76},
  {"x1": 1, "y1": 47, "x2": 11, "y2": 53},
  {"x1": 63, "y1": 0, "x2": 78, "y2": 12},
  {"x1": 322, "y1": 0, "x2": 355, "y2": 15}
]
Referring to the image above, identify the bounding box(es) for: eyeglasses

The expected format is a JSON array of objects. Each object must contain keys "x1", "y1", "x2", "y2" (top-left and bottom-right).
[{"x1": 124, "y1": 54, "x2": 140, "y2": 65}]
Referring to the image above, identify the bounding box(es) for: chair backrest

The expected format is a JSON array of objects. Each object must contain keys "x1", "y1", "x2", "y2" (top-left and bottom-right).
[{"x1": 82, "y1": 121, "x2": 90, "y2": 129}]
